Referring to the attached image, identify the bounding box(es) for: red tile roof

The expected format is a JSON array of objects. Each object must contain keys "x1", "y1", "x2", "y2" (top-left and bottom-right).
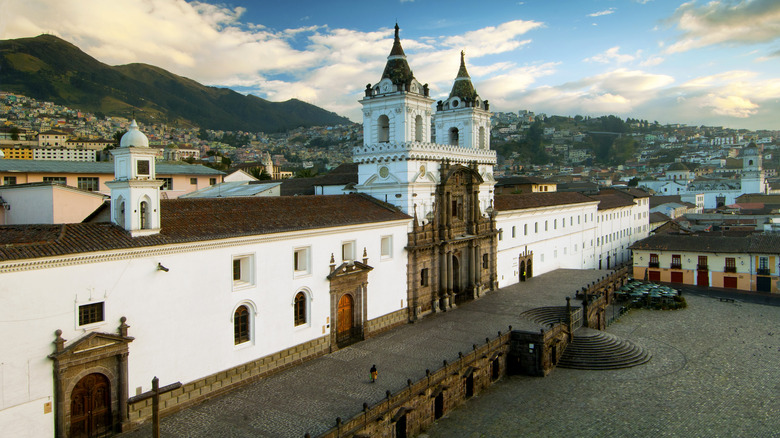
[
  {"x1": 494, "y1": 192, "x2": 596, "y2": 211},
  {"x1": 0, "y1": 194, "x2": 410, "y2": 262}
]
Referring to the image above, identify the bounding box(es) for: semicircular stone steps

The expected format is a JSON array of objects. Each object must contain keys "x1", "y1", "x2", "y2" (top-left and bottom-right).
[
  {"x1": 558, "y1": 329, "x2": 651, "y2": 370},
  {"x1": 519, "y1": 306, "x2": 570, "y2": 327}
]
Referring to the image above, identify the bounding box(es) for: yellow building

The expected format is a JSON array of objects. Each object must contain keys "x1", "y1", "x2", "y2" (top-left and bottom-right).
[{"x1": 630, "y1": 233, "x2": 780, "y2": 293}]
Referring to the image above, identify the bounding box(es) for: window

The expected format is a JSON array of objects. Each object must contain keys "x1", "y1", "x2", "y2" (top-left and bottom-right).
[
  {"x1": 190, "y1": 177, "x2": 197, "y2": 185},
  {"x1": 294, "y1": 292, "x2": 307, "y2": 326},
  {"x1": 378, "y1": 115, "x2": 390, "y2": 143},
  {"x1": 342, "y1": 241, "x2": 355, "y2": 262},
  {"x1": 545, "y1": 221, "x2": 548, "y2": 231},
  {"x1": 758, "y1": 256, "x2": 770, "y2": 275},
  {"x1": 671, "y1": 254, "x2": 682, "y2": 269},
  {"x1": 534, "y1": 222, "x2": 538, "y2": 233},
  {"x1": 294, "y1": 247, "x2": 310, "y2": 274},
  {"x1": 415, "y1": 115, "x2": 423, "y2": 142},
  {"x1": 524, "y1": 224, "x2": 528, "y2": 235},
  {"x1": 234, "y1": 306, "x2": 250, "y2": 345},
  {"x1": 649, "y1": 253, "x2": 659, "y2": 268},
  {"x1": 78, "y1": 302, "x2": 104, "y2": 326},
  {"x1": 77, "y1": 177, "x2": 99, "y2": 191},
  {"x1": 420, "y1": 268, "x2": 429, "y2": 286},
  {"x1": 3, "y1": 176, "x2": 17, "y2": 185},
  {"x1": 137, "y1": 160, "x2": 150, "y2": 176},
  {"x1": 512, "y1": 226, "x2": 516, "y2": 238},
  {"x1": 498, "y1": 229, "x2": 503, "y2": 241},
  {"x1": 209, "y1": 178, "x2": 217, "y2": 185},
  {"x1": 554, "y1": 219, "x2": 557, "y2": 229},
  {"x1": 43, "y1": 176, "x2": 67, "y2": 185},
  {"x1": 381, "y1": 236, "x2": 393, "y2": 258},
  {"x1": 160, "y1": 178, "x2": 173, "y2": 191},
  {"x1": 482, "y1": 254, "x2": 489, "y2": 269},
  {"x1": 448, "y1": 127, "x2": 459, "y2": 145},
  {"x1": 232, "y1": 254, "x2": 254, "y2": 288},
  {"x1": 725, "y1": 257, "x2": 736, "y2": 273}
]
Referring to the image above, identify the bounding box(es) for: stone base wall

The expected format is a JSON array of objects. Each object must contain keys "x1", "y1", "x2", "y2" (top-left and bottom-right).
[
  {"x1": 126, "y1": 335, "x2": 330, "y2": 429},
  {"x1": 319, "y1": 331, "x2": 511, "y2": 438},
  {"x1": 364, "y1": 308, "x2": 407, "y2": 338}
]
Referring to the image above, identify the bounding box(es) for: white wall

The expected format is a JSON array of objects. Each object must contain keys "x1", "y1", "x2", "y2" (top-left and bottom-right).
[{"x1": 0, "y1": 219, "x2": 410, "y2": 436}]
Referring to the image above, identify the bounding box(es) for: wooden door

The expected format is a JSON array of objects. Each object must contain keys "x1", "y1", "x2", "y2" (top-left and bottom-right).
[
  {"x1": 723, "y1": 277, "x2": 738, "y2": 288},
  {"x1": 70, "y1": 373, "x2": 111, "y2": 438},
  {"x1": 649, "y1": 270, "x2": 661, "y2": 281},
  {"x1": 697, "y1": 270, "x2": 709, "y2": 287},
  {"x1": 337, "y1": 294, "x2": 353, "y2": 343},
  {"x1": 670, "y1": 272, "x2": 684, "y2": 283}
]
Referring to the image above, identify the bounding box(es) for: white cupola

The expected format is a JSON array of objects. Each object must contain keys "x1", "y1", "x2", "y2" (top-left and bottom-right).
[{"x1": 105, "y1": 120, "x2": 163, "y2": 236}]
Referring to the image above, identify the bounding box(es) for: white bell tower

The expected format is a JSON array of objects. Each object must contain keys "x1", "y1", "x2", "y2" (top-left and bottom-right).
[{"x1": 105, "y1": 120, "x2": 163, "y2": 236}]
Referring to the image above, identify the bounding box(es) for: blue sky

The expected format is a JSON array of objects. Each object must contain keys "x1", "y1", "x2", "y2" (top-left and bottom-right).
[{"x1": 2, "y1": 0, "x2": 779, "y2": 130}]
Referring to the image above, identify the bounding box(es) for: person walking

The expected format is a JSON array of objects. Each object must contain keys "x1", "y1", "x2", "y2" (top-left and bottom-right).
[{"x1": 370, "y1": 364, "x2": 377, "y2": 383}]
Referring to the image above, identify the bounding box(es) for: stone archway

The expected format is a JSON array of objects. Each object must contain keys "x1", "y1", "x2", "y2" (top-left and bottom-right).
[
  {"x1": 70, "y1": 373, "x2": 112, "y2": 438},
  {"x1": 49, "y1": 320, "x2": 134, "y2": 437},
  {"x1": 328, "y1": 259, "x2": 372, "y2": 349},
  {"x1": 520, "y1": 260, "x2": 526, "y2": 282}
]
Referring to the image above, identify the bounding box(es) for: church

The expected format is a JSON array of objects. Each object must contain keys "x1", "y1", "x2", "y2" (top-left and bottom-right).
[{"x1": 0, "y1": 25, "x2": 649, "y2": 437}]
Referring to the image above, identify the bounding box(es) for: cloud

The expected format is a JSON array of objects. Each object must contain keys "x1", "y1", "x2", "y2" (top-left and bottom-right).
[
  {"x1": 665, "y1": 0, "x2": 780, "y2": 53},
  {"x1": 584, "y1": 47, "x2": 636, "y2": 64},
  {"x1": 588, "y1": 8, "x2": 616, "y2": 17}
]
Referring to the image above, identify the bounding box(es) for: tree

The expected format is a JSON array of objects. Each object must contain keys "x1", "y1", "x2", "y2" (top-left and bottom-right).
[
  {"x1": 628, "y1": 177, "x2": 639, "y2": 187},
  {"x1": 295, "y1": 168, "x2": 318, "y2": 178},
  {"x1": 9, "y1": 126, "x2": 20, "y2": 141},
  {"x1": 248, "y1": 167, "x2": 272, "y2": 180}
]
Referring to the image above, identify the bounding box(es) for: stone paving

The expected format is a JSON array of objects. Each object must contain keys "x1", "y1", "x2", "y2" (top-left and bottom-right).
[
  {"x1": 120, "y1": 269, "x2": 606, "y2": 438},
  {"x1": 421, "y1": 293, "x2": 780, "y2": 438}
]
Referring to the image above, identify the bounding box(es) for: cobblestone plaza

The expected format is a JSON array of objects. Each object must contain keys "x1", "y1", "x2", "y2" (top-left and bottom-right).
[
  {"x1": 120, "y1": 270, "x2": 780, "y2": 437},
  {"x1": 423, "y1": 294, "x2": 780, "y2": 437}
]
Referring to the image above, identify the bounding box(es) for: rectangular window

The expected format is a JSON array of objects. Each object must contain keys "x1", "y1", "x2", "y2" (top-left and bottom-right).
[
  {"x1": 77, "y1": 177, "x2": 99, "y2": 192},
  {"x1": 671, "y1": 254, "x2": 682, "y2": 269},
  {"x1": 498, "y1": 229, "x2": 503, "y2": 241},
  {"x1": 294, "y1": 247, "x2": 310, "y2": 274},
  {"x1": 137, "y1": 160, "x2": 150, "y2": 175},
  {"x1": 524, "y1": 224, "x2": 528, "y2": 235},
  {"x1": 725, "y1": 257, "x2": 736, "y2": 273},
  {"x1": 190, "y1": 177, "x2": 197, "y2": 185},
  {"x1": 535, "y1": 222, "x2": 538, "y2": 233},
  {"x1": 554, "y1": 219, "x2": 557, "y2": 229},
  {"x1": 482, "y1": 253, "x2": 489, "y2": 269},
  {"x1": 545, "y1": 221, "x2": 548, "y2": 231},
  {"x1": 381, "y1": 235, "x2": 392, "y2": 258},
  {"x1": 160, "y1": 178, "x2": 173, "y2": 190},
  {"x1": 342, "y1": 241, "x2": 355, "y2": 261},
  {"x1": 649, "y1": 253, "x2": 659, "y2": 268},
  {"x1": 43, "y1": 176, "x2": 67, "y2": 185},
  {"x1": 758, "y1": 256, "x2": 770, "y2": 275},
  {"x1": 3, "y1": 176, "x2": 17, "y2": 185},
  {"x1": 512, "y1": 226, "x2": 516, "y2": 238},
  {"x1": 209, "y1": 178, "x2": 217, "y2": 185},
  {"x1": 420, "y1": 268, "x2": 429, "y2": 286},
  {"x1": 232, "y1": 254, "x2": 254, "y2": 288},
  {"x1": 78, "y1": 302, "x2": 104, "y2": 326},
  {"x1": 698, "y1": 256, "x2": 708, "y2": 270}
]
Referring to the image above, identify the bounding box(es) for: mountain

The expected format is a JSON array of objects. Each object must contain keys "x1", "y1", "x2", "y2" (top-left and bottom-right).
[{"x1": 0, "y1": 35, "x2": 352, "y2": 132}]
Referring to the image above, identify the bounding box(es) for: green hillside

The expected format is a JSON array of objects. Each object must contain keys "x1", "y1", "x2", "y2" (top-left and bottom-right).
[{"x1": 0, "y1": 34, "x2": 352, "y2": 132}]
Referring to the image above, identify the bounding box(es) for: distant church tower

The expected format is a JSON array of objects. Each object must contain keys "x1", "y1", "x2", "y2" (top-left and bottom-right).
[
  {"x1": 741, "y1": 143, "x2": 766, "y2": 194},
  {"x1": 106, "y1": 120, "x2": 163, "y2": 236},
  {"x1": 356, "y1": 24, "x2": 498, "y2": 321}
]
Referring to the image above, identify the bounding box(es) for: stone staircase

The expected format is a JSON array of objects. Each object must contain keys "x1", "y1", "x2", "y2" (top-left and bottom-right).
[
  {"x1": 558, "y1": 328, "x2": 651, "y2": 370},
  {"x1": 519, "y1": 306, "x2": 570, "y2": 327}
]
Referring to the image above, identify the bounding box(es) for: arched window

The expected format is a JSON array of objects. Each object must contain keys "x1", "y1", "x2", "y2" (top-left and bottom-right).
[
  {"x1": 234, "y1": 305, "x2": 250, "y2": 345},
  {"x1": 139, "y1": 200, "x2": 149, "y2": 229},
  {"x1": 414, "y1": 115, "x2": 423, "y2": 142},
  {"x1": 115, "y1": 196, "x2": 125, "y2": 228},
  {"x1": 378, "y1": 115, "x2": 390, "y2": 143},
  {"x1": 478, "y1": 126, "x2": 486, "y2": 149},
  {"x1": 294, "y1": 292, "x2": 307, "y2": 326},
  {"x1": 448, "y1": 127, "x2": 459, "y2": 146}
]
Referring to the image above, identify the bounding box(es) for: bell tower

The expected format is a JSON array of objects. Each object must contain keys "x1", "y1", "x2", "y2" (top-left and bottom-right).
[{"x1": 105, "y1": 120, "x2": 163, "y2": 236}]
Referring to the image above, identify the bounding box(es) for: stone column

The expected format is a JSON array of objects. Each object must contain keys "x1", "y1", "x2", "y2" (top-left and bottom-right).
[
  {"x1": 446, "y1": 251, "x2": 453, "y2": 308},
  {"x1": 118, "y1": 352, "x2": 129, "y2": 429}
]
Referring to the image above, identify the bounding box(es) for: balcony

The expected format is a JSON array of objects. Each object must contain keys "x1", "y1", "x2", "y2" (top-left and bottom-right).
[
  {"x1": 757, "y1": 268, "x2": 771, "y2": 276},
  {"x1": 697, "y1": 264, "x2": 708, "y2": 271},
  {"x1": 670, "y1": 263, "x2": 682, "y2": 270},
  {"x1": 724, "y1": 266, "x2": 737, "y2": 273},
  {"x1": 648, "y1": 262, "x2": 660, "y2": 268}
]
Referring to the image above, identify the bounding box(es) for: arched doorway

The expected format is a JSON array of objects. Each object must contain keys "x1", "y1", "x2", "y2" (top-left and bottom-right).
[
  {"x1": 70, "y1": 373, "x2": 112, "y2": 438},
  {"x1": 519, "y1": 260, "x2": 526, "y2": 282},
  {"x1": 336, "y1": 294, "x2": 354, "y2": 344},
  {"x1": 526, "y1": 260, "x2": 533, "y2": 279}
]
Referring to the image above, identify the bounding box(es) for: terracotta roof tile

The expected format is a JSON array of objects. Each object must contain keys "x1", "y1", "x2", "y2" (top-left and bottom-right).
[
  {"x1": 494, "y1": 192, "x2": 596, "y2": 211},
  {"x1": 0, "y1": 194, "x2": 410, "y2": 262}
]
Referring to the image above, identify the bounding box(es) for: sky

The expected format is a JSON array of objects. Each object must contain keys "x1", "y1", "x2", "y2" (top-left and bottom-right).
[{"x1": 1, "y1": 0, "x2": 779, "y2": 130}]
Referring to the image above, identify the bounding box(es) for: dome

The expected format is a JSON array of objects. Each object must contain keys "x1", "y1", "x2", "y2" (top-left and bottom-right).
[
  {"x1": 449, "y1": 51, "x2": 478, "y2": 101},
  {"x1": 120, "y1": 120, "x2": 149, "y2": 148}
]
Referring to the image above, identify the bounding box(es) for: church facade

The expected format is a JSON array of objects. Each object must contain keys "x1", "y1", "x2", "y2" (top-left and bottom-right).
[{"x1": 0, "y1": 25, "x2": 650, "y2": 438}]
